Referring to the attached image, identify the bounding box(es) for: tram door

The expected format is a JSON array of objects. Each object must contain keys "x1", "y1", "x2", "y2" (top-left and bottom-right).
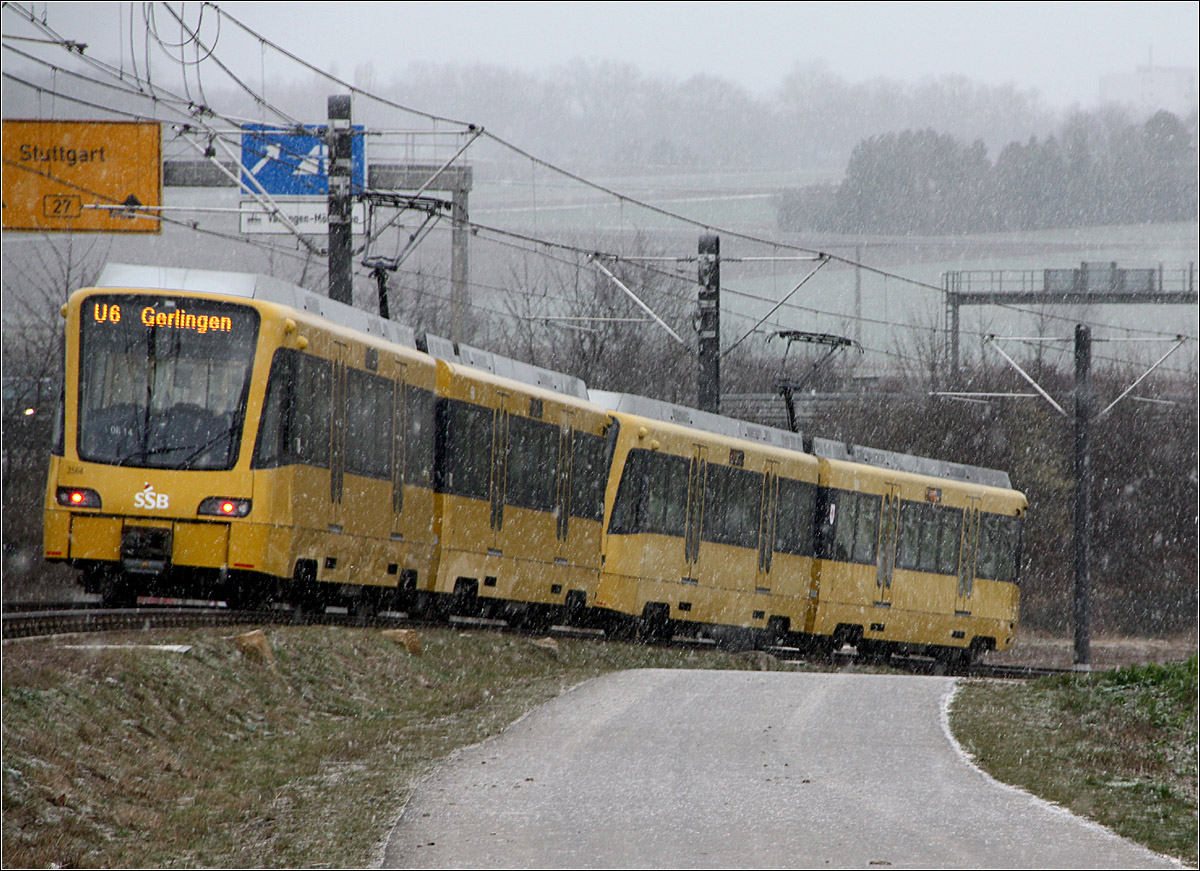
[
  {"x1": 755, "y1": 463, "x2": 780, "y2": 592},
  {"x1": 488, "y1": 399, "x2": 510, "y2": 551},
  {"x1": 956, "y1": 497, "x2": 981, "y2": 614},
  {"x1": 329, "y1": 342, "x2": 350, "y2": 532},
  {"x1": 554, "y1": 414, "x2": 575, "y2": 560},
  {"x1": 391, "y1": 369, "x2": 408, "y2": 538},
  {"x1": 681, "y1": 445, "x2": 707, "y2": 583},
  {"x1": 875, "y1": 484, "x2": 901, "y2": 607}
]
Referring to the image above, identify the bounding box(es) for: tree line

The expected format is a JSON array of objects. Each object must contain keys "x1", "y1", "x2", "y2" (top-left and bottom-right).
[
  {"x1": 3, "y1": 55, "x2": 1062, "y2": 178},
  {"x1": 778, "y1": 108, "x2": 1199, "y2": 234}
]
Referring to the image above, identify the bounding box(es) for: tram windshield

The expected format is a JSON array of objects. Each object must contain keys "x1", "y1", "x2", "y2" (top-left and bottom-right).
[{"x1": 77, "y1": 294, "x2": 259, "y2": 470}]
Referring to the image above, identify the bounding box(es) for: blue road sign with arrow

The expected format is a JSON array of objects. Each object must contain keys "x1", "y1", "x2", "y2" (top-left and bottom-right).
[{"x1": 240, "y1": 124, "x2": 365, "y2": 197}]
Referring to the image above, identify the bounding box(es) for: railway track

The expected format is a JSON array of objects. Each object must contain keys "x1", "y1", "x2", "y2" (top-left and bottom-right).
[
  {"x1": 3, "y1": 602, "x2": 274, "y2": 639},
  {"x1": 2, "y1": 600, "x2": 1075, "y2": 679},
  {"x1": 0, "y1": 600, "x2": 430, "y2": 639}
]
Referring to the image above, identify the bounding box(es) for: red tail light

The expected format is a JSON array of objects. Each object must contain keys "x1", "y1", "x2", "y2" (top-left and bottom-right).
[
  {"x1": 198, "y1": 497, "x2": 251, "y2": 517},
  {"x1": 57, "y1": 487, "x2": 101, "y2": 509}
]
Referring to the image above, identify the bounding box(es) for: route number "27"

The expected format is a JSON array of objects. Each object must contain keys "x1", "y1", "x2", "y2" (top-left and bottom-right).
[{"x1": 42, "y1": 195, "x2": 82, "y2": 218}]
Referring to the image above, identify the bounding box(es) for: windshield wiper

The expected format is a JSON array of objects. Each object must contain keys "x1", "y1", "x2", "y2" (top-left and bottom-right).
[
  {"x1": 176, "y1": 426, "x2": 238, "y2": 470},
  {"x1": 113, "y1": 449, "x2": 150, "y2": 467}
]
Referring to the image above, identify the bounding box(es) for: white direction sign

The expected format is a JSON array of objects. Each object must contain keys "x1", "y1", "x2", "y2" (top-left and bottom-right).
[{"x1": 240, "y1": 199, "x2": 366, "y2": 235}]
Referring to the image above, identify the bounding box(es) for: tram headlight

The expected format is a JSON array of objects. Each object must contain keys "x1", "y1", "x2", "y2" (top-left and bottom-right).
[
  {"x1": 198, "y1": 497, "x2": 252, "y2": 518},
  {"x1": 57, "y1": 487, "x2": 101, "y2": 509}
]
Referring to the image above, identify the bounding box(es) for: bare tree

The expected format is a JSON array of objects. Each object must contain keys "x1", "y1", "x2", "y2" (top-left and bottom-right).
[
  {"x1": 496, "y1": 236, "x2": 697, "y2": 403},
  {"x1": 2, "y1": 235, "x2": 110, "y2": 598}
]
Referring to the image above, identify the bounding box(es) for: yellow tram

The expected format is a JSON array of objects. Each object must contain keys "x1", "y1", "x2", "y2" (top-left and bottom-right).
[
  {"x1": 45, "y1": 263, "x2": 1026, "y2": 662},
  {"x1": 44, "y1": 264, "x2": 439, "y2": 611},
  {"x1": 589, "y1": 393, "x2": 1025, "y2": 659},
  {"x1": 424, "y1": 343, "x2": 615, "y2": 627},
  {"x1": 592, "y1": 391, "x2": 822, "y2": 646},
  {"x1": 808, "y1": 442, "x2": 1025, "y2": 661}
]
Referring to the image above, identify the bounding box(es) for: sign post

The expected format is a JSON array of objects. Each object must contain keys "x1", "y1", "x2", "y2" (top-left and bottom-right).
[
  {"x1": 698, "y1": 234, "x2": 721, "y2": 413},
  {"x1": 326, "y1": 95, "x2": 355, "y2": 305},
  {"x1": 236, "y1": 120, "x2": 366, "y2": 251}
]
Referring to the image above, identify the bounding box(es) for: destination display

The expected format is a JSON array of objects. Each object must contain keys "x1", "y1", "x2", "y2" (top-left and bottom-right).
[{"x1": 90, "y1": 300, "x2": 236, "y2": 335}]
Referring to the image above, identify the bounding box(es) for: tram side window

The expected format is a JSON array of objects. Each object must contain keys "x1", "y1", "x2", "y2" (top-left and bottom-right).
[
  {"x1": 931, "y1": 505, "x2": 948, "y2": 572},
  {"x1": 1006, "y1": 517, "x2": 1024, "y2": 584},
  {"x1": 916, "y1": 504, "x2": 940, "y2": 572},
  {"x1": 977, "y1": 514, "x2": 1023, "y2": 584},
  {"x1": 829, "y1": 491, "x2": 856, "y2": 561},
  {"x1": 608, "y1": 450, "x2": 648, "y2": 534},
  {"x1": 435, "y1": 398, "x2": 494, "y2": 500},
  {"x1": 937, "y1": 508, "x2": 962, "y2": 575},
  {"x1": 774, "y1": 478, "x2": 817, "y2": 557},
  {"x1": 608, "y1": 449, "x2": 688, "y2": 537},
  {"x1": 51, "y1": 378, "x2": 65, "y2": 457},
  {"x1": 976, "y1": 514, "x2": 998, "y2": 581},
  {"x1": 702, "y1": 463, "x2": 762, "y2": 549},
  {"x1": 252, "y1": 349, "x2": 332, "y2": 469},
  {"x1": 345, "y1": 367, "x2": 393, "y2": 480},
  {"x1": 896, "y1": 501, "x2": 963, "y2": 576},
  {"x1": 852, "y1": 493, "x2": 879, "y2": 564},
  {"x1": 644, "y1": 451, "x2": 689, "y2": 537},
  {"x1": 823, "y1": 490, "x2": 878, "y2": 565},
  {"x1": 506, "y1": 415, "x2": 558, "y2": 512},
  {"x1": 404, "y1": 386, "x2": 435, "y2": 489},
  {"x1": 253, "y1": 354, "x2": 289, "y2": 467},
  {"x1": 570, "y1": 430, "x2": 609, "y2": 522},
  {"x1": 896, "y1": 500, "x2": 925, "y2": 571}
]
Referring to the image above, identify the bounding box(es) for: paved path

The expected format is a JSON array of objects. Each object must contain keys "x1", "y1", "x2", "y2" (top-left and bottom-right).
[{"x1": 381, "y1": 669, "x2": 1182, "y2": 869}]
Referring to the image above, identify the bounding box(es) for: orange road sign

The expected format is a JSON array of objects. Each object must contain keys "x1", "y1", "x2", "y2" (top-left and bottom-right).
[{"x1": 2, "y1": 119, "x2": 161, "y2": 233}]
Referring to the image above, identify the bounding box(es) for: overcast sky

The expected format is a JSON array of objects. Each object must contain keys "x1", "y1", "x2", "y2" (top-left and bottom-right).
[{"x1": 19, "y1": 1, "x2": 1199, "y2": 109}]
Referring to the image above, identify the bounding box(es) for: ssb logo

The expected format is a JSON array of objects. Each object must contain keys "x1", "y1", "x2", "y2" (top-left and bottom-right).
[{"x1": 135, "y1": 484, "x2": 169, "y2": 510}]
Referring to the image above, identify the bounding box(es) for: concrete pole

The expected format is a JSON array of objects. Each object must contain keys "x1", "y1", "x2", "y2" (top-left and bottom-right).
[
  {"x1": 698, "y1": 234, "x2": 720, "y2": 413},
  {"x1": 327, "y1": 94, "x2": 354, "y2": 305},
  {"x1": 451, "y1": 185, "x2": 469, "y2": 343},
  {"x1": 854, "y1": 244, "x2": 862, "y2": 347},
  {"x1": 1073, "y1": 323, "x2": 1092, "y2": 670}
]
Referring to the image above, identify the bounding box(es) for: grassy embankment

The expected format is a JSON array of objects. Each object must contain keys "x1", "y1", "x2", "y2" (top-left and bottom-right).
[
  {"x1": 952, "y1": 655, "x2": 1198, "y2": 866},
  {"x1": 2, "y1": 625, "x2": 765, "y2": 867},
  {"x1": 3, "y1": 625, "x2": 1196, "y2": 867}
]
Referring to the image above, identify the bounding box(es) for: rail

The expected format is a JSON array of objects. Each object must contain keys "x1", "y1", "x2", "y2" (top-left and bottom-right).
[{"x1": 3, "y1": 602, "x2": 1076, "y2": 679}]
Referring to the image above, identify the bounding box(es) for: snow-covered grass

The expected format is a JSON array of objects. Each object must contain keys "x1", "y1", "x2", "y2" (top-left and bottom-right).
[
  {"x1": 951, "y1": 654, "x2": 1199, "y2": 866},
  {"x1": 0, "y1": 624, "x2": 762, "y2": 867}
]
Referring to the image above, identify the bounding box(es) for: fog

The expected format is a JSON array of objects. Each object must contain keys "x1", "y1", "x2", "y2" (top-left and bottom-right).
[{"x1": 26, "y1": 2, "x2": 1199, "y2": 108}]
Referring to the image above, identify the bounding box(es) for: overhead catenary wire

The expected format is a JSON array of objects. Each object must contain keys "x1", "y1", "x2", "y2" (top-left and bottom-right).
[
  {"x1": 4, "y1": 3, "x2": 298, "y2": 129},
  {"x1": 2, "y1": 65, "x2": 354, "y2": 242},
  {"x1": 200, "y1": 3, "x2": 982, "y2": 291},
  {"x1": 10, "y1": 2, "x2": 1192, "y2": 353},
  {"x1": 3, "y1": 38, "x2": 308, "y2": 134},
  {"x1": 722, "y1": 256, "x2": 831, "y2": 358},
  {"x1": 0, "y1": 57, "x2": 945, "y2": 355},
  {"x1": 455, "y1": 219, "x2": 1196, "y2": 375},
  {"x1": 3, "y1": 2, "x2": 1194, "y2": 378},
  {"x1": 2, "y1": 69, "x2": 164, "y2": 120},
  {"x1": 9, "y1": 0, "x2": 1191, "y2": 324},
  {"x1": 3, "y1": 14, "x2": 335, "y2": 177},
  {"x1": 153, "y1": 1, "x2": 300, "y2": 127},
  {"x1": 3, "y1": 13, "x2": 316, "y2": 173}
]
